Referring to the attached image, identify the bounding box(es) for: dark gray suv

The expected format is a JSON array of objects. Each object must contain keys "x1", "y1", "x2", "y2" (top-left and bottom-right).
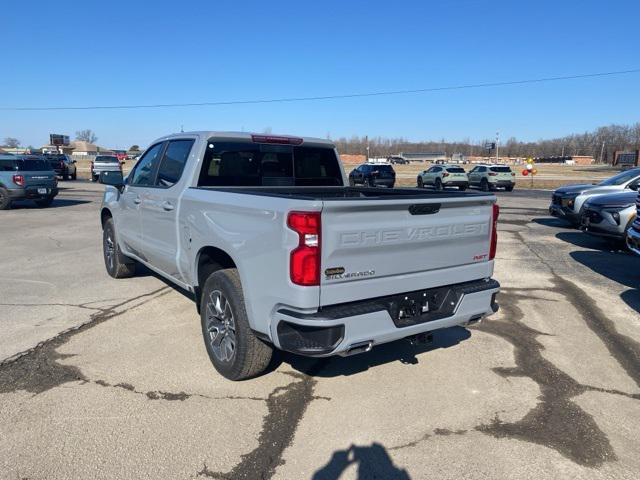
[{"x1": 0, "y1": 155, "x2": 58, "y2": 209}]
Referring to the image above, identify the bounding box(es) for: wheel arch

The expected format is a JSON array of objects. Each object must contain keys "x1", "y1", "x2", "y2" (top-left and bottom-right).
[
  {"x1": 100, "y1": 207, "x2": 113, "y2": 228},
  {"x1": 194, "y1": 246, "x2": 238, "y2": 313}
]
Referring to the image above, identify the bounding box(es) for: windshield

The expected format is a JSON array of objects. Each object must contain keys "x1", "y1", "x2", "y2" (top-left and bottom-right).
[
  {"x1": 598, "y1": 169, "x2": 640, "y2": 186},
  {"x1": 490, "y1": 166, "x2": 512, "y2": 172},
  {"x1": 95, "y1": 156, "x2": 119, "y2": 163},
  {"x1": 16, "y1": 159, "x2": 52, "y2": 171},
  {"x1": 198, "y1": 142, "x2": 343, "y2": 187}
]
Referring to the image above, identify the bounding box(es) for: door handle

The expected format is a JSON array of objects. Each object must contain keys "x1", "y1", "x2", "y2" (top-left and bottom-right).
[
  {"x1": 133, "y1": 196, "x2": 142, "y2": 204},
  {"x1": 162, "y1": 201, "x2": 175, "y2": 211}
]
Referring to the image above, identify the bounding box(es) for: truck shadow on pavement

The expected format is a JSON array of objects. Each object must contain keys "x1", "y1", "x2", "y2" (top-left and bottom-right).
[
  {"x1": 281, "y1": 326, "x2": 471, "y2": 378},
  {"x1": 312, "y1": 443, "x2": 411, "y2": 480},
  {"x1": 8, "y1": 198, "x2": 92, "y2": 209}
]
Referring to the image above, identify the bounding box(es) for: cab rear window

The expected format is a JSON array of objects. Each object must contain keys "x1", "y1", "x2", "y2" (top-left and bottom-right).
[
  {"x1": 15, "y1": 159, "x2": 52, "y2": 171},
  {"x1": 198, "y1": 142, "x2": 343, "y2": 187}
]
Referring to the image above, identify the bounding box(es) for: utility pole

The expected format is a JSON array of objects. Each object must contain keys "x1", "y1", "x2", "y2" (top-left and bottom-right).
[
  {"x1": 599, "y1": 141, "x2": 606, "y2": 164},
  {"x1": 495, "y1": 131, "x2": 500, "y2": 163},
  {"x1": 365, "y1": 135, "x2": 370, "y2": 161}
]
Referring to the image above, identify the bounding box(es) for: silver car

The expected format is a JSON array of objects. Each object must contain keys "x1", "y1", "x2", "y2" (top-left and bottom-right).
[
  {"x1": 550, "y1": 167, "x2": 640, "y2": 225},
  {"x1": 580, "y1": 191, "x2": 636, "y2": 243}
]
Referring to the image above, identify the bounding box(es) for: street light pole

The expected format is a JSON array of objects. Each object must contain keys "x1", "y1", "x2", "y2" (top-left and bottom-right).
[{"x1": 496, "y1": 131, "x2": 500, "y2": 163}]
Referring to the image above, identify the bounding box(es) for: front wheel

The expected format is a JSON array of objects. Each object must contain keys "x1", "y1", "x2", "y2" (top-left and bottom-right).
[
  {"x1": 368, "y1": 177, "x2": 376, "y2": 188},
  {"x1": 459, "y1": 185, "x2": 467, "y2": 191},
  {"x1": 417, "y1": 177, "x2": 423, "y2": 188},
  {"x1": 200, "y1": 269, "x2": 273, "y2": 380},
  {"x1": 103, "y1": 218, "x2": 136, "y2": 278},
  {"x1": 480, "y1": 179, "x2": 489, "y2": 192},
  {"x1": 349, "y1": 178, "x2": 355, "y2": 187},
  {"x1": 435, "y1": 178, "x2": 443, "y2": 191},
  {"x1": 505, "y1": 185, "x2": 514, "y2": 192}
]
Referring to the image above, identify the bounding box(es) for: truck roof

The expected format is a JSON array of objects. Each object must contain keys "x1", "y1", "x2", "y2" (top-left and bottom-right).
[{"x1": 155, "y1": 131, "x2": 335, "y2": 147}]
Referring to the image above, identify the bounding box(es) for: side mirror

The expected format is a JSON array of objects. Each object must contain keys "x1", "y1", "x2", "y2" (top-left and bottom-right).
[{"x1": 99, "y1": 170, "x2": 125, "y2": 190}]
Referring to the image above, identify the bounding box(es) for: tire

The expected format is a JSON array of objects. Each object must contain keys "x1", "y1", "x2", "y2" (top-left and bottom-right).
[
  {"x1": 505, "y1": 185, "x2": 514, "y2": 192},
  {"x1": 35, "y1": 196, "x2": 54, "y2": 208},
  {"x1": 435, "y1": 178, "x2": 443, "y2": 191},
  {"x1": 459, "y1": 185, "x2": 467, "y2": 191},
  {"x1": 349, "y1": 178, "x2": 355, "y2": 187},
  {"x1": 368, "y1": 177, "x2": 376, "y2": 188},
  {"x1": 72, "y1": 170, "x2": 77, "y2": 180},
  {"x1": 417, "y1": 177, "x2": 423, "y2": 188},
  {"x1": 480, "y1": 179, "x2": 489, "y2": 192},
  {"x1": 200, "y1": 269, "x2": 273, "y2": 380},
  {"x1": 92, "y1": 175, "x2": 98, "y2": 182},
  {"x1": 0, "y1": 187, "x2": 11, "y2": 210},
  {"x1": 63, "y1": 173, "x2": 69, "y2": 181},
  {"x1": 102, "y1": 218, "x2": 136, "y2": 278}
]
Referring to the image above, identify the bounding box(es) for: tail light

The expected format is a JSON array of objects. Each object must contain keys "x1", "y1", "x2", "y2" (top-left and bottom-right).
[
  {"x1": 488, "y1": 172, "x2": 498, "y2": 176},
  {"x1": 442, "y1": 172, "x2": 450, "y2": 177},
  {"x1": 511, "y1": 172, "x2": 516, "y2": 176},
  {"x1": 287, "y1": 211, "x2": 321, "y2": 286},
  {"x1": 13, "y1": 174, "x2": 25, "y2": 186},
  {"x1": 489, "y1": 203, "x2": 499, "y2": 260}
]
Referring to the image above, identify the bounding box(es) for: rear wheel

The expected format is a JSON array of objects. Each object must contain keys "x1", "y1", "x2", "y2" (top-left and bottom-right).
[
  {"x1": 459, "y1": 185, "x2": 467, "y2": 191},
  {"x1": 368, "y1": 177, "x2": 376, "y2": 187},
  {"x1": 0, "y1": 187, "x2": 11, "y2": 210},
  {"x1": 200, "y1": 269, "x2": 273, "y2": 380},
  {"x1": 417, "y1": 177, "x2": 423, "y2": 188},
  {"x1": 505, "y1": 185, "x2": 514, "y2": 192},
  {"x1": 91, "y1": 174, "x2": 98, "y2": 182},
  {"x1": 480, "y1": 179, "x2": 489, "y2": 192},
  {"x1": 349, "y1": 177, "x2": 355, "y2": 187},
  {"x1": 435, "y1": 178, "x2": 443, "y2": 191},
  {"x1": 72, "y1": 170, "x2": 77, "y2": 180},
  {"x1": 102, "y1": 218, "x2": 136, "y2": 278}
]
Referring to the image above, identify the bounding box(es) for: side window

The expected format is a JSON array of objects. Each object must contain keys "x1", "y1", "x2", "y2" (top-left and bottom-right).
[
  {"x1": 130, "y1": 143, "x2": 164, "y2": 186},
  {"x1": 478, "y1": 167, "x2": 486, "y2": 173},
  {"x1": 156, "y1": 139, "x2": 194, "y2": 188},
  {"x1": 0, "y1": 159, "x2": 15, "y2": 171}
]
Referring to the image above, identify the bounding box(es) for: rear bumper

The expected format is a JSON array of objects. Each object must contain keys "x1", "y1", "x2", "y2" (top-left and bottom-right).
[
  {"x1": 443, "y1": 180, "x2": 469, "y2": 188},
  {"x1": 489, "y1": 180, "x2": 515, "y2": 188},
  {"x1": 8, "y1": 187, "x2": 58, "y2": 200},
  {"x1": 370, "y1": 178, "x2": 395, "y2": 187},
  {"x1": 271, "y1": 278, "x2": 500, "y2": 356},
  {"x1": 627, "y1": 227, "x2": 640, "y2": 256}
]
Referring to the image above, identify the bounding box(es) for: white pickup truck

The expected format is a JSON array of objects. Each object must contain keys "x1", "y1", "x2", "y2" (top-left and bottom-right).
[{"x1": 99, "y1": 132, "x2": 500, "y2": 380}]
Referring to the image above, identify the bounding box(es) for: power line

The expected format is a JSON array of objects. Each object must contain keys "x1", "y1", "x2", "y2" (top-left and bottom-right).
[{"x1": 2, "y1": 68, "x2": 639, "y2": 112}]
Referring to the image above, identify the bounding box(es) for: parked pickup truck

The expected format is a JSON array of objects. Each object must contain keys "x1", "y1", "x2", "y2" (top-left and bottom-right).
[{"x1": 99, "y1": 132, "x2": 500, "y2": 380}]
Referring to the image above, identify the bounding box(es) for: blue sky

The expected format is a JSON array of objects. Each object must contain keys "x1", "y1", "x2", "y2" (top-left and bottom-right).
[{"x1": 2, "y1": 0, "x2": 639, "y2": 149}]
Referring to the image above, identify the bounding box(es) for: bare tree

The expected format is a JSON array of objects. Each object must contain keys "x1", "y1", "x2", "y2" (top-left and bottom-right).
[
  {"x1": 128, "y1": 145, "x2": 140, "y2": 152},
  {"x1": 3, "y1": 137, "x2": 20, "y2": 148},
  {"x1": 75, "y1": 129, "x2": 98, "y2": 144}
]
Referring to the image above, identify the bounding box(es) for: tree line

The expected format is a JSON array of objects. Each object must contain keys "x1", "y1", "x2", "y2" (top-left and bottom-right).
[{"x1": 331, "y1": 123, "x2": 640, "y2": 163}]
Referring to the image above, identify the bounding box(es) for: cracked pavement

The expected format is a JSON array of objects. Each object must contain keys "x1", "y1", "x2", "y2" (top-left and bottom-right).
[{"x1": 1, "y1": 182, "x2": 639, "y2": 479}]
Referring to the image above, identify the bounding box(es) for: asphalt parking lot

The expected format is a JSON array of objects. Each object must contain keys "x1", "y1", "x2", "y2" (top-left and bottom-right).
[{"x1": 1, "y1": 182, "x2": 639, "y2": 480}]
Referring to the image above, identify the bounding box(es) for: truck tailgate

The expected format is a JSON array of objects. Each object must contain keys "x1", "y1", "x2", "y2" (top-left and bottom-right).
[{"x1": 320, "y1": 195, "x2": 495, "y2": 306}]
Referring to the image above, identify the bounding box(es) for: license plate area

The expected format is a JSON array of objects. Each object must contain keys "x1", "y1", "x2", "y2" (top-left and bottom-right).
[
  {"x1": 388, "y1": 286, "x2": 463, "y2": 327},
  {"x1": 37, "y1": 188, "x2": 48, "y2": 195}
]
